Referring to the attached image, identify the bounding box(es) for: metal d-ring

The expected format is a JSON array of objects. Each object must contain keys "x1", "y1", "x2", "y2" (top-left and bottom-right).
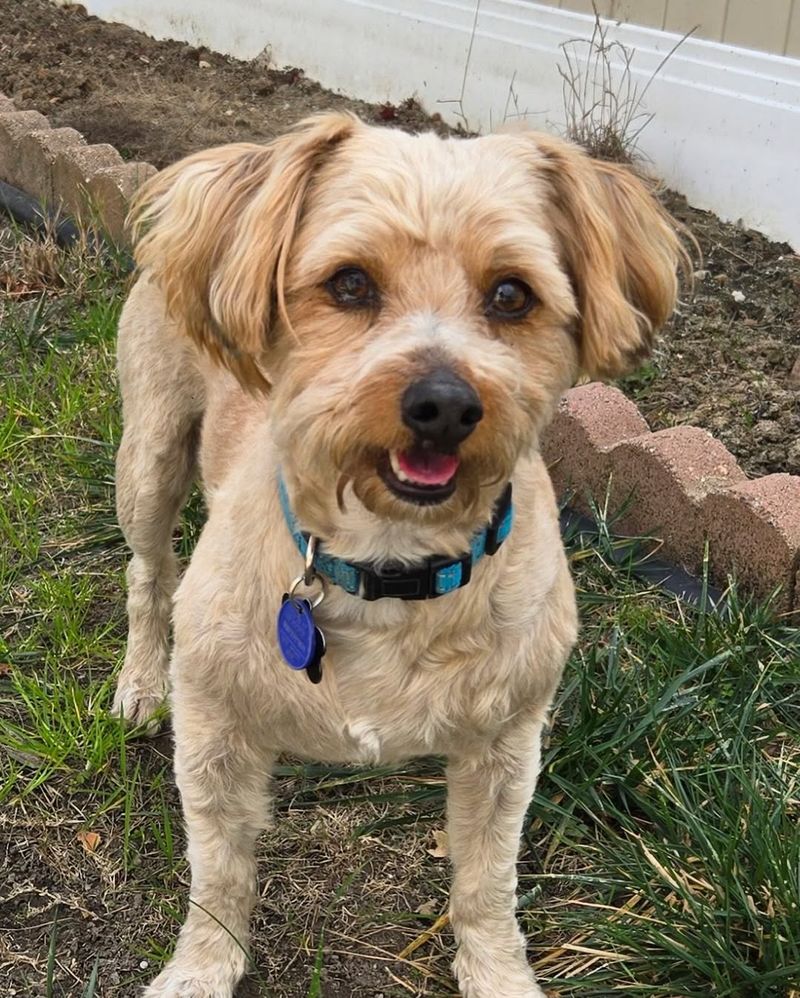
[
  {"x1": 287, "y1": 575, "x2": 326, "y2": 609},
  {"x1": 304, "y1": 535, "x2": 318, "y2": 586}
]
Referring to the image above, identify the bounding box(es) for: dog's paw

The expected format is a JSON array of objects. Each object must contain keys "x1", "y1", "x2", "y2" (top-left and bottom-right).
[
  {"x1": 142, "y1": 965, "x2": 236, "y2": 998},
  {"x1": 456, "y1": 973, "x2": 547, "y2": 998},
  {"x1": 112, "y1": 678, "x2": 166, "y2": 732},
  {"x1": 454, "y1": 948, "x2": 547, "y2": 998}
]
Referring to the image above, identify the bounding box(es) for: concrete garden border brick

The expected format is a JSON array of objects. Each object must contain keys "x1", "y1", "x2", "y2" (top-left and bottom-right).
[
  {"x1": 1, "y1": 91, "x2": 798, "y2": 615},
  {"x1": 0, "y1": 95, "x2": 154, "y2": 244},
  {"x1": 18, "y1": 127, "x2": 87, "y2": 206},
  {"x1": 543, "y1": 384, "x2": 800, "y2": 615},
  {"x1": 0, "y1": 109, "x2": 51, "y2": 192},
  {"x1": 702, "y1": 476, "x2": 800, "y2": 610},
  {"x1": 606, "y1": 427, "x2": 747, "y2": 568}
]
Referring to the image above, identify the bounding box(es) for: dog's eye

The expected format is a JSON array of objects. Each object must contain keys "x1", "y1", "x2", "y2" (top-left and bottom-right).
[
  {"x1": 485, "y1": 278, "x2": 537, "y2": 320},
  {"x1": 326, "y1": 267, "x2": 378, "y2": 308}
]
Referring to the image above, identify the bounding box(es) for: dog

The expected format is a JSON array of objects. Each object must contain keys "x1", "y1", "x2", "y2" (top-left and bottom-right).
[{"x1": 112, "y1": 112, "x2": 684, "y2": 997}]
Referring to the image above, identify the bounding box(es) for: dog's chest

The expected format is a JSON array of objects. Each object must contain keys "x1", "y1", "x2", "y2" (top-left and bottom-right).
[{"x1": 272, "y1": 597, "x2": 533, "y2": 763}]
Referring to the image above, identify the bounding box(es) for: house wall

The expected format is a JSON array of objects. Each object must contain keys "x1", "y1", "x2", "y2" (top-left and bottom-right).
[{"x1": 556, "y1": 0, "x2": 800, "y2": 57}]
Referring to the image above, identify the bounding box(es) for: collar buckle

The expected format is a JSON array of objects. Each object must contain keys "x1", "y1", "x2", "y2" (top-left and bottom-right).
[
  {"x1": 359, "y1": 551, "x2": 473, "y2": 601},
  {"x1": 359, "y1": 560, "x2": 428, "y2": 601}
]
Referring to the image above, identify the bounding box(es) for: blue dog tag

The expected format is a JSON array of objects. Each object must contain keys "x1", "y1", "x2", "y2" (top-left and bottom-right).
[{"x1": 277, "y1": 595, "x2": 325, "y2": 683}]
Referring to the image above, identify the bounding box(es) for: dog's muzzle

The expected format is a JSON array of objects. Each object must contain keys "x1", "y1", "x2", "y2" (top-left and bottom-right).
[{"x1": 378, "y1": 368, "x2": 483, "y2": 505}]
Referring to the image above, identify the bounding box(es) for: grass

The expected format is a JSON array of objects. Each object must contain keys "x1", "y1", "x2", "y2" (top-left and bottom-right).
[{"x1": 1, "y1": 219, "x2": 798, "y2": 997}]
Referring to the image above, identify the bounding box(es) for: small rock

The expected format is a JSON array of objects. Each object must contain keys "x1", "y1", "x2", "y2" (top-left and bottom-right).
[
  {"x1": 198, "y1": 59, "x2": 211, "y2": 69},
  {"x1": 693, "y1": 269, "x2": 709, "y2": 281},
  {"x1": 790, "y1": 355, "x2": 800, "y2": 386},
  {"x1": 224, "y1": 108, "x2": 234, "y2": 116},
  {"x1": 139, "y1": 960, "x2": 149, "y2": 970},
  {"x1": 713, "y1": 273, "x2": 729, "y2": 285},
  {"x1": 731, "y1": 290, "x2": 746, "y2": 303}
]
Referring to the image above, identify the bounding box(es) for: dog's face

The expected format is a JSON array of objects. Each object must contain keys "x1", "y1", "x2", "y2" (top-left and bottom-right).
[
  {"x1": 270, "y1": 128, "x2": 582, "y2": 529},
  {"x1": 132, "y1": 114, "x2": 684, "y2": 533}
]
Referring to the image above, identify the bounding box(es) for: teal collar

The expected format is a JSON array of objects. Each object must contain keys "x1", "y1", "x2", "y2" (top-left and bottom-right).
[{"x1": 278, "y1": 477, "x2": 513, "y2": 601}]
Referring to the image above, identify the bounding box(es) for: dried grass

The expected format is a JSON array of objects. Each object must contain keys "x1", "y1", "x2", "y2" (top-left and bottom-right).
[{"x1": 559, "y1": 3, "x2": 693, "y2": 162}]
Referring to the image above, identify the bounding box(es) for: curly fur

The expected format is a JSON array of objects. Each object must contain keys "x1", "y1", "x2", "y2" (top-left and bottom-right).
[{"x1": 113, "y1": 114, "x2": 684, "y2": 998}]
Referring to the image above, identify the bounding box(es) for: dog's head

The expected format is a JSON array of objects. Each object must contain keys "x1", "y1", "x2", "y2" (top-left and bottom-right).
[{"x1": 131, "y1": 114, "x2": 685, "y2": 539}]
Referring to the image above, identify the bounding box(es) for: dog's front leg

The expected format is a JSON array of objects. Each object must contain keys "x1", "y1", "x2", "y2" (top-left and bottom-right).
[
  {"x1": 447, "y1": 715, "x2": 547, "y2": 998},
  {"x1": 144, "y1": 687, "x2": 272, "y2": 998}
]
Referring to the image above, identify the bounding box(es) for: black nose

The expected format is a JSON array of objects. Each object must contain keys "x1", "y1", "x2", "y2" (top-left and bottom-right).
[{"x1": 401, "y1": 369, "x2": 483, "y2": 449}]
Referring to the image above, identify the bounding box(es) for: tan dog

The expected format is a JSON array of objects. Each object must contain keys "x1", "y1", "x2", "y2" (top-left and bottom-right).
[{"x1": 113, "y1": 113, "x2": 683, "y2": 997}]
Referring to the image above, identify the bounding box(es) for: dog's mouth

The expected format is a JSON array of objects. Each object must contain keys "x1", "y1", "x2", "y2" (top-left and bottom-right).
[{"x1": 378, "y1": 446, "x2": 459, "y2": 505}]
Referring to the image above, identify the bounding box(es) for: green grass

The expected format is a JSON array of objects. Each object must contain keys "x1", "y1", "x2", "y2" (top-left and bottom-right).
[{"x1": 0, "y1": 221, "x2": 798, "y2": 996}]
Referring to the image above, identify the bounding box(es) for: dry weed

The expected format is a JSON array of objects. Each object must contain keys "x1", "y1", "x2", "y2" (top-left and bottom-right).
[{"x1": 559, "y1": 3, "x2": 693, "y2": 162}]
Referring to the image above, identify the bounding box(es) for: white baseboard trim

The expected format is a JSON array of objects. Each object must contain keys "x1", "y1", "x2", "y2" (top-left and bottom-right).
[{"x1": 82, "y1": 0, "x2": 800, "y2": 247}]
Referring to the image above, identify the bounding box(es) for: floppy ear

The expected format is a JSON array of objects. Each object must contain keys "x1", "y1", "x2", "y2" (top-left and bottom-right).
[
  {"x1": 533, "y1": 134, "x2": 688, "y2": 380},
  {"x1": 128, "y1": 113, "x2": 358, "y2": 390}
]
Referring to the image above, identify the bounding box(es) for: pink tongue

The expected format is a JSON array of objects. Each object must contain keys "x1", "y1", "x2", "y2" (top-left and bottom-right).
[{"x1": 397, "y1": 449, "x2": 459, "y2": 486}]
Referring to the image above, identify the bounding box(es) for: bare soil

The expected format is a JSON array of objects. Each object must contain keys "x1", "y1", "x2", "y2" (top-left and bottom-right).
[
  {"x1": 637, "y1": 193, "x2": 800, "y2": 479},
  {"x1": 0, "y1": 732, "x2": 454, "y2": 998},
  {"x1": 2, "y1": 0, "x2": 798, "y2": 479}
]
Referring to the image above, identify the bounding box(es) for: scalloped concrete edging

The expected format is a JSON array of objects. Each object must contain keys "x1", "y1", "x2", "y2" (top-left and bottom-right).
[
  {"x1": 542, "y1": 382, "x2": 800, "y2": 615},
  {"x1": 0, "y1": 93, "x2": 154, "y2": 245},
  {"x1": 1, "y1": 92, "x2": 798, "y2": 615}
]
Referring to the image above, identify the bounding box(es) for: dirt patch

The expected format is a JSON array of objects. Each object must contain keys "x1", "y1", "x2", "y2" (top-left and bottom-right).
[
  {"x1": 0, "y1": 740, "x2": 452, "y2": 997},
  {"x1": 639, "y1": 195, "x2": 800, "y2": 479},
  {"x1": 0, "y1": 0, "x2": 445, "y2": 168},
  {"x1": 2, "y1": 1, "x2": 798, "y2": 480}
]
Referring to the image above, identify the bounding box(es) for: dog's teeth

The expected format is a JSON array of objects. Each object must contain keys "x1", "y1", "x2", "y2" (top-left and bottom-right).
[{"x1": 389, "y1": 451, "x2": 410, "y2": 483}]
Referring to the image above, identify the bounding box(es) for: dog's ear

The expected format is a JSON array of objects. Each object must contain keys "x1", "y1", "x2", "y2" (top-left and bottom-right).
[
  {"x1": 532, "y1": 134, "x2": 688, "y2": 380},
  {"x1": 128, "y1": 113, "x2": 358, "y2": 390}
]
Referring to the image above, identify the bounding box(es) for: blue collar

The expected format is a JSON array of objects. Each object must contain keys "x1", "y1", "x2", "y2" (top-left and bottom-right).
[{"x1": 278, "y1": 477, "x2": 513, "y2": 601}]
